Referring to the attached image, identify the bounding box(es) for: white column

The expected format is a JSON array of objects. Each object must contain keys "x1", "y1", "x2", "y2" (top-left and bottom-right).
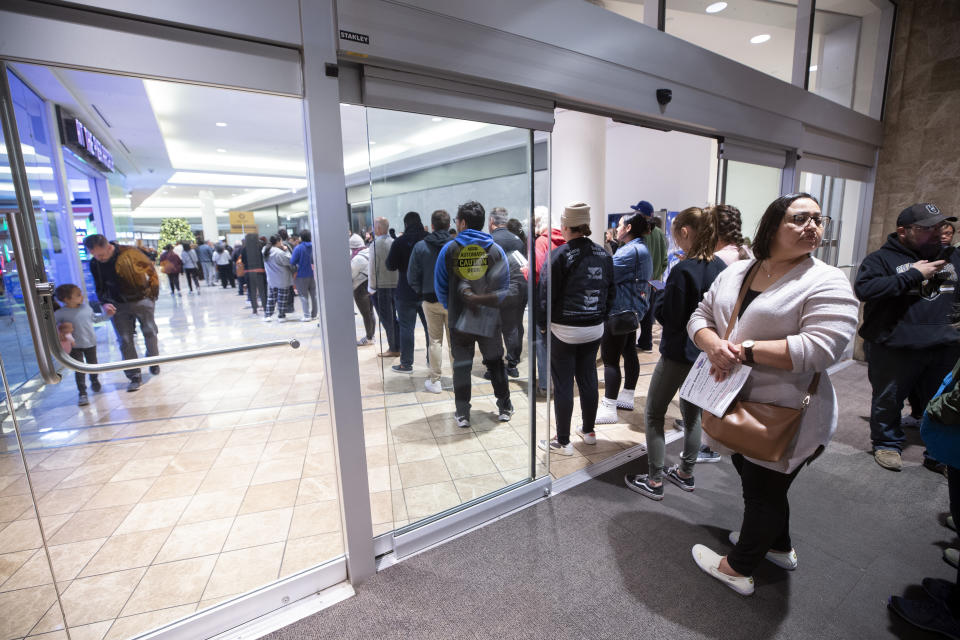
[
  {"x1": 550, "y1": 110, "x2": 606, "y2": 234},
  {"x1": 198, "y1": 189, "x2": 218, "y2": 241}
]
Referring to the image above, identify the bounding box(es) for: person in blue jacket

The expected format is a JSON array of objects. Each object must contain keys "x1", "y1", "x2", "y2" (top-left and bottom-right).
[
  {"x1": 434, "y1": 201, "x2": 513, "y2": 428},
  {"x1": 290, "y1": 230, "x2": 317, "y2": 321}
]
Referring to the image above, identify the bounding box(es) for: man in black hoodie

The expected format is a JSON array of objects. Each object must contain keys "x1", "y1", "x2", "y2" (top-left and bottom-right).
[
  {"x1": 408, "y1": 209, "x2": 452, "y2": 393},
  {"x1": 386, "y1": 211, "x2": 428, "y2": 373},
  {"x1": 855, "y1": 203, "x2": 960, "y2": 471}
]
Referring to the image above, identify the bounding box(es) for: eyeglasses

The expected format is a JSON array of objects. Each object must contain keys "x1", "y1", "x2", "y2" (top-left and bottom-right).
[{"x1": 787, "y1": 214, "x2": 831, "y2": 227}]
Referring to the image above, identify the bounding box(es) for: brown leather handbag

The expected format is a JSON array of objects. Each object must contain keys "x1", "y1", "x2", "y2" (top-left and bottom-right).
[{"x1": 701, "y1": 261, "x2": 820, "y2": 462}]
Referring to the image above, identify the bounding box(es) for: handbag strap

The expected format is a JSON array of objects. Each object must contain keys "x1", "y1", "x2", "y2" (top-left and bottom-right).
[{"x1": 726, "y1": 260, "x2": 821, "y2": 401}]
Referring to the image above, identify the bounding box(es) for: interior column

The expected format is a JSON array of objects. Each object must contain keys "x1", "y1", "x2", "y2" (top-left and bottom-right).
[{"x1": 550, "y1": 109, "x2": 606, "y2": 234}]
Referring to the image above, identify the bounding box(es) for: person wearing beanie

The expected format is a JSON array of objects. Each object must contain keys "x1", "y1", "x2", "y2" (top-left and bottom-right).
[
  {"x1": 537, "y1": 202, "x2": 615, "y2": 456},
  {"x1": 350, "y1": 233, "x2": 376, "y2": 345},
  {"x1": 632, "y1": 200, "x2": 668, "y2": 351},
  {"x1": 386, "y1": 211, "x2": 429, "y2": 373},
  {"x1": 855, "y1": 202, "x2": 960, "y2": 472}
]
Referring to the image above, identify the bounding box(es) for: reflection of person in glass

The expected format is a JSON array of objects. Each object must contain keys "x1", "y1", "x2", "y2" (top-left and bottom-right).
[
  {"x1": 434, "y1": 201, "x2": 513, "y2": 428},
  {"x1": 487, "y1": 207, "x2": 527, "y2": 379},
  {"x1": 83, "y1": 233, "x2": 160, "y2": 392}
]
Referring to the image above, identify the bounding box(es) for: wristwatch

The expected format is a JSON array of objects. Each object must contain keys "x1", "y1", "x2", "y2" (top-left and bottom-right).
[{"x1": 742, "y1": 340, "x2": 756, "y2": 364}]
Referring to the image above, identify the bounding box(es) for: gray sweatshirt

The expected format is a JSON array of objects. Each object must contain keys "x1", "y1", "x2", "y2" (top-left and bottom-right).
[
  {"x1": 54, "y1": 304, "x2": 106, "y2": 349},
  {"x1": 264, "y1": 246, "x2": 294, "y2": 288}
]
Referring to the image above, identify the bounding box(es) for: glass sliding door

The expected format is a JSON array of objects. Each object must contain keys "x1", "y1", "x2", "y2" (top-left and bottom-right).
[
  {"x1": 721, "y1": 159, "x2": 783, "y2": 243},
  {"x1": 359, "y1": 107, "x2": 545, "y2": 540},
  {"x1": 0, "y1": 61, "x2": 347, "y2": 639},
  {"x1": 800, "y1": 171, "x2": 864, "y2": 281}
]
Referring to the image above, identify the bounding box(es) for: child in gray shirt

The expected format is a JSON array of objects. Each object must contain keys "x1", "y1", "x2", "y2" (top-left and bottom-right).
[{"x1": 53, "y1": 283, "x2": 114, "y2": 406}]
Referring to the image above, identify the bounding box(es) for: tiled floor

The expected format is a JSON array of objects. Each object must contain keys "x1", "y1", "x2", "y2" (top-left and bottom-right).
[{"x1": 0, "y1": 279, "x2": 678, "y2": 639}]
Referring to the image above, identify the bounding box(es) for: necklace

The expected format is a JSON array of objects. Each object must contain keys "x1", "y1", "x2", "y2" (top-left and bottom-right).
[{"x1": 761, "y1": 256, "x2": 805, "y2": 279}]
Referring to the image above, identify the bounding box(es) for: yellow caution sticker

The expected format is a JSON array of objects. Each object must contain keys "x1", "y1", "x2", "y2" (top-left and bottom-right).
[{"x1": 457, "y1": 244, "x2": 488, "y2": 281}]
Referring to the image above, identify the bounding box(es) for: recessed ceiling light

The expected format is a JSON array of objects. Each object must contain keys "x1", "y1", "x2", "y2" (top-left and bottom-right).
[
  {"x1": 431, "y1": 117, "x2": 443, "y2": 122},
  {"x1": 809, "y1": 64, "x2": 818, "y2": 71},
  {"x1": 705, "y1": 2, "x2": 727, "y2": 13},
  {"x1": 217, "y1": 148, "x2": 227, "y2": 153},
  {"x1": 215, "y1": 122, "x2": 228, "y2": 127},
  {"x1": 369, "y1": 141, "x2": 377, "y2": 145},
  {"x1": 750, "y1": 34, "x2": 771, "y2": 44}
]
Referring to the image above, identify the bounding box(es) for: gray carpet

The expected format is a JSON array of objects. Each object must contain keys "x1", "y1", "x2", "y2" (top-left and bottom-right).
[{"x1": 267, "y1": 362, "x2": 955, "y2": 640}]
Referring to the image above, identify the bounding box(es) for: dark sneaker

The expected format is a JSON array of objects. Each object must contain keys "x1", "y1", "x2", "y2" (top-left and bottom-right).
[
  {"x1": 90, "y1": 379, "x2": 101, "y2": 392},
  {"x1": 901, "y1": 414, "x2": 922, "y2": 429},
  {"x1": 455, "y1": 414, "x2": 470, "y2": 428},
  {"x1": 922, "y1": 577, "x2": 957, "y2": 607},
  {"x1": 697, "y1": 445, "x2": 722, "y2": 464},
  {"x1": 924, "y1": 456, "x2": 948, "y2": 476},
  {"x1": 391, "y1": 364, "x2": 413, "y2": 373},
  {"x1": 149, "y1": 365, "x2": 160, "y2": 375},
  {"x1": 482, "y1": 370, "x2": 492, "y2": 380},
  {"x1": 506, "y1": 366, "x2": 520, "y2": 378},
  {"x1": 126, "y1": 379, "x2": 141, "y2": 392},
  {"x1": 77, "y1": 394, "x2": 89, "y2": 407},
  {"x1": 498, "y1": 405, "x2": 514, "y2": 422},
  {"x1": 665, "y1": 465, "x2": 695, "y2": 492},
  {"x1": 625, "y1": 474, "x2": 663, "y2": 501},
  {"x1": 888, "y1": 595, "x2": 960, "y2": 640}
]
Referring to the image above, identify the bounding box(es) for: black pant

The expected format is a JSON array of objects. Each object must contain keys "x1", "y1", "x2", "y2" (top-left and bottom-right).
[
  {"x1": 601, "y1": 328, "x2": 639, "y2": 399},
  {"x1": 69, "y1": 346, "x2": 98, "y2": 393},
  {"x1": 866, "y1": 342, "x2": 960, "y2": 451},
  {"x1": 450, "y1": 328, "x2": 511, "y2": 418},
  {"x1": 727, "y1": 454, "x2": 804, "y2": 576},
  {"x1": 499, "y1": 297, "x2": 526, "y2": 368},
  {"x1": 237, "y1": 273, "x2": 246, "y2": 295},
  {"x1": 637, "y1": 288, "x2": 659, "y2": 350},
  {"x1": 372, "y1": 289, "x2": 398, "y2": 352},
  {"x1": 354, "y1": 284, "x2": 376, "y2": 339},
  {"x1": 167, "y1": 273, "x2": 180, "y2": 293},
  {"x1": 247, "y1": 272, "x2": 267, "y2": 313},
  {"x1": 184, "y1": 267, "x2": 201, "y2": 291},
  {"x1": 217, "y1": 264, "x2": 235, "y2": 288},
  {"x1": 550, "y1": 334, "x2": 601, "y2": 445}
]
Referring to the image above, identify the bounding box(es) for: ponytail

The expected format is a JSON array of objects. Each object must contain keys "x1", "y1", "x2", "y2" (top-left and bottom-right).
[
  {"x1": 672, "y1": 206, "x2": 718, "y2": 261},
  {"x1": 263, "y1": 234, "x2": 280, "y2": 260}
]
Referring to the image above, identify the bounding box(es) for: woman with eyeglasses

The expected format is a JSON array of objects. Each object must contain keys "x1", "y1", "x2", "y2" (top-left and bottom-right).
[{"x1": 686, "y1": 193, "x2": 859, "y2": 596}]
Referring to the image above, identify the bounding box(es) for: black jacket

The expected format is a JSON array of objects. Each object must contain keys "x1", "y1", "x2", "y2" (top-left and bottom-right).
[
  {"x1": 655, "y1": 257, "x2": 726, "y2": 363},
  {"x1": 538, "y1": 237, "x2": 615, "y2": 329},
  {"x1": 407, "y1": 229, "x2": 450, "y2": 304},
  {"x1": 854, "y1": 232, "x2": 960, "y2": 348},
  {"x1": 386, "y1": 221, "x2": 427, "y2": 303},
  {"x1": 492, "y1": 227, "x2": 527, "y2": 306}
]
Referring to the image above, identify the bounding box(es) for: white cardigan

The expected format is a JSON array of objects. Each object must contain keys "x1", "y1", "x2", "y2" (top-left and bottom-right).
[{"x1": 687, "y1": 257, "x2": 859, "y2": 473}]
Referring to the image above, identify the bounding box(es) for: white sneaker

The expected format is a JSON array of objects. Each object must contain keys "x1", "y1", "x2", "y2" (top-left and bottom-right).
[
  {"x1": 538, "y1": 438, "x2": 573, "y2": 456},
  {"x1": 300, "y1": 316, "x2": 312, "y2": 322},
  {"x1": 577, "y1": 427, "x2": 597, "y2": 445},
  {"x1": 616, "y1": 388, "x2": 635, "y2": 410},
  {"x1": 424, "y1": 379, "x2": 442, "y2": 394},
  {"x1": 595, "y1": 397, "x2": 619, "y2": 424},
  {"x1": 262, "y1": 316, "x2": 273, "y2": 322},
  {"x1": 277, "y1": 317, "x2": 289, "y2": 323},
  {"x1": 728, "y1": 531, "x2": 798, "y2": 570},
  {"x1": 691, "y1": 544, "x2": 754, "y2": 596}
]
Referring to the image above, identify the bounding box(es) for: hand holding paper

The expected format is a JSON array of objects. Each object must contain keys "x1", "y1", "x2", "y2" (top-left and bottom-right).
[{"x1": 679, "y1": 352, "x2": 752, "y2": 418}]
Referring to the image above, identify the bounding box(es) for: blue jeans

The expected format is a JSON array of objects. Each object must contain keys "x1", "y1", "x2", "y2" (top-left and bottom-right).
[
  {"x1": 866, "y1": 342, "x2": 960, "y2": 451},
  {"x1": 372, "y1": 288, "x2": 398, "y2": 352},
  {"x1": 395, "y1": 296, "x2": 426, "y2": 367}
]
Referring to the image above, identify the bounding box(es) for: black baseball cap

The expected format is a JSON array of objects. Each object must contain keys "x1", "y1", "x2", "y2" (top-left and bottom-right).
[{"x1": 897, "y1": 203, "x2": 956, "y2": 228}]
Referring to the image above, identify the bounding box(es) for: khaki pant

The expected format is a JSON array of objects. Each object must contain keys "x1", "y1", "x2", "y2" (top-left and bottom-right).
[{"x1": 423, "y1": 301, "x2": 450, "y2": 382}]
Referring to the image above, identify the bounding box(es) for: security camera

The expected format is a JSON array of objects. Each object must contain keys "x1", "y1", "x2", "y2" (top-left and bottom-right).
[{"x1": 656, "y1": 89, "x2": 673, "y2": 106}]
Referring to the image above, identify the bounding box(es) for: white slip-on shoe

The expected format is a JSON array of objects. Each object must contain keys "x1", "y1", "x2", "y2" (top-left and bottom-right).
[
  {"x1": 692, "y1": 544, "x2": 755, "y2": 596},
  {"x1": 728, "y1": 531, "x2": 798, "y2": 571},
  {"x1": 616, "y1": 388, "x2": 635, "y2": 410},
  {"x1": 595, "y1": 397, "x2": 619, "y2": 424},
  {"x1": 424, "y1": 379, "x2": 442, "y2": 394},
  {"x1": 576, "y1": 427, "x2": 597, "y2": 445}
]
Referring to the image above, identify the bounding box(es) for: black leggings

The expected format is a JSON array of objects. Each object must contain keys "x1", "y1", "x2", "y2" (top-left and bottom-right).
[
  {"x1": 550, "y1": 334, "x2": 601, "y2": 444},
  {"x1": 601, "y1": 328, "x2": 639, "y2": 400},
  {"x1": 69, "y1": 346, "x2": 98, "y2": 393},
  {"x1": 184, "y1": 267, "x2": 201, "y2": 291},
  {"x1": 727, "y1": 454, "x2": 803, "y2": 576},
  {"x1": 167, "y1": 273, "x2": 180, "y2": 293},
  {"x1": 217, "y1": 263, "x2": 235, "y2": 287}
]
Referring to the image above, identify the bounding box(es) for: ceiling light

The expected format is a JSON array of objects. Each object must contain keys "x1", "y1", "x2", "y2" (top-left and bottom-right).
[
  {"x1": 217, "y1": 148, "x2": 227, "y2": 153},
  {"x1": 705, "y1": 2, "x2": 727, "y2": 13},
  {"x1": 215, "y1": 122, "x2": 228, "y2": 127},
  {"x1": 369, "y1": 141, "x2": 377, "y2": 145},
  {"x1": 750, "y1": 34, "x2": 771, "y2": 44},
  {"x1": 809, "y1": 64, "x2": 819, "y2": 71},
  {"x1": 431, "y1": 117, "x2": 443, "y2": 122},
  {"x1": 167, "y1": 171, "x2": 307, "y2": 190}
]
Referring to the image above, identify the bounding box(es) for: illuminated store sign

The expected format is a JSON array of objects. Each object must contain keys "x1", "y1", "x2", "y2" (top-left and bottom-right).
[{"x1": 56, "y1": 106, "x2": 114, "y2": 172}]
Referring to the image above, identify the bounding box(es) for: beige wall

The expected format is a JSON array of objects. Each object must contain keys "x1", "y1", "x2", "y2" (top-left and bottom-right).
[{"x1": 868, "y1": 0, "x2": 960, "y2": 252}]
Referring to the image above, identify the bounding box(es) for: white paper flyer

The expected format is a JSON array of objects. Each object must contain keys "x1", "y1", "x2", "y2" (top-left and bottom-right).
[{"x1": 679, "y1": 352, "x2": 752, "y2": 418}]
